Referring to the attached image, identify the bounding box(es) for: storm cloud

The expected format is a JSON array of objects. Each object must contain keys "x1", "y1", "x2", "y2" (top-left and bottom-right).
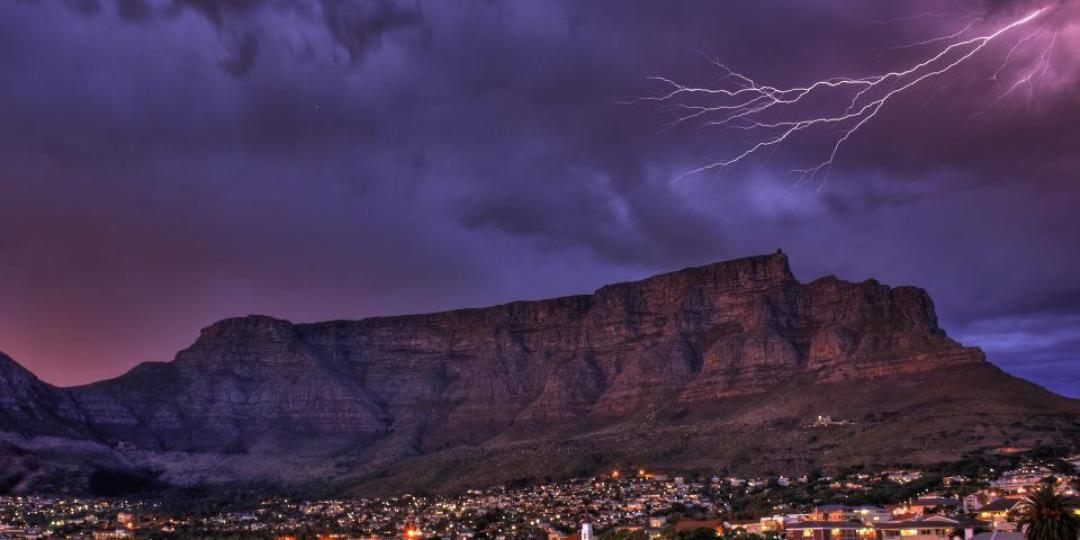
[{"x1": 0, "y1": 0, "x2": 1077, "y2": 396}]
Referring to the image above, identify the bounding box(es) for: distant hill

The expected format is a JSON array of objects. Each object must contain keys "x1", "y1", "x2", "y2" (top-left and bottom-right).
[{"x1": 1, "y1": 251, "x2": 1077, "y2": 496}]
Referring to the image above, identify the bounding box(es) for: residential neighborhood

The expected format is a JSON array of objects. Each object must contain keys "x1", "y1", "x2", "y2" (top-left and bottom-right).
[{"x1": 1, "y1": 455, "x2": 1076, "y2": 539}]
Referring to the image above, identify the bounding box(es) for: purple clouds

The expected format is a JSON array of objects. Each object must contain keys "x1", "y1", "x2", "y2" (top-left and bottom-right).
[{"x1": 0, "y1": 0, "x2": 1077, "y2": 396}]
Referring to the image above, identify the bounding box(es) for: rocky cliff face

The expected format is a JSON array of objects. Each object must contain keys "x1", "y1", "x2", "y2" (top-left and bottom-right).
[
  {"x1": 0, "y1": 353, "x2": 87, "y2": 439},
  {"x1": 67, "y1": 252, "x2": 983, "y2": 451},
  {"x1": 0, "y1": 252, "x2": 1076, "y2": 495}
]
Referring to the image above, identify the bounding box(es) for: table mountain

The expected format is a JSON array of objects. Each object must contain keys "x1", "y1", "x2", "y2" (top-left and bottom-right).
[{"x1": 1, "y1": 251, "x2": 1077, "y2": 495}]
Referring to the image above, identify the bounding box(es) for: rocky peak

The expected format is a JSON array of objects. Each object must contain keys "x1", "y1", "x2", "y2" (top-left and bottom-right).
[
  {"x1": 0, "y1": 351, "x2": 88, "y2": 436},
  {"x1": 634, "y1": 249, "x2": 793, "y2": 288},
  {"x1": 194, "y1": 315, "x2": 298, "y2": 344},
  {"x1": 803, "y1": 275, "x2": 943, "y2": 335},
  {"x1": 705, "y1": 249, "x2": 794, "y2": 284},
  {"x1": 174, "y1": 315, "x2": 303, "y2": 369},
  {"x1": 591, "y1": 250, "x2": 795, "y2": 310},
  {"x1": 184, "y1": 313, "x2": 295, "y2": 349},
  {"x1": 0, "y1": 351, "x2": 39, "y2": 388}
]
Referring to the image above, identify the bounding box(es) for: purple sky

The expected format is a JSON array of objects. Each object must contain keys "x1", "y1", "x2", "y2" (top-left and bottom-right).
[{"x1": 1, "y1": 0, "x2": 1078, "y2": 397}]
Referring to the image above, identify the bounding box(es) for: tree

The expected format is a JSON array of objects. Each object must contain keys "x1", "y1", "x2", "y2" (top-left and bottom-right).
[
  {"x1": 600, "y1": 530, "x2": 647, "y2": 540},
  {"x1": 1014, "y1": 484, "x2": 1080, "y2": 540}
]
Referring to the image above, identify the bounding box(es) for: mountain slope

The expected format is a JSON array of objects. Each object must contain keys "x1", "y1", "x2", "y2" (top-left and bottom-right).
[
  {"x1": 0, "y1": 352, "x2": 88, "y2": 438},
  {"x1": 1, "y1": 251, "x2": 1077, "y2": 495}
]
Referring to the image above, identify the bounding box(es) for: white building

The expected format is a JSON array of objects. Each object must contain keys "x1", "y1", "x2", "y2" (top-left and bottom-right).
[{"x1": 581, "y1": 523, "x2": 594, "y2": 540}]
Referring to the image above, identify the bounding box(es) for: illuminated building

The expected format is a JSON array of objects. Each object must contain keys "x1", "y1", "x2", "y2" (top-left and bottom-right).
[
  {"x1": 874, "y1": 516, "x2": 987, "y2": 540},
  {"x1": 581, "y1": 523, "x2": 595, "y2": 540},
  {"x1": 785, "y1": 521, "x2": 869, "y2": 540}
]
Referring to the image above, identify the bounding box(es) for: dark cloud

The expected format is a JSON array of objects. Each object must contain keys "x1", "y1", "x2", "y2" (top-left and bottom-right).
[
  {"x1": 0, "y1": 0, "x2": 1077, "y2": 397},
  {"x1": 220, "y1": 30, "x2": 261, "y2": 76},
  {"x1": 116, "y1": 0, "x2": 149, "y2": 21},
  {"x1": 170, "y1": 0, "x2": 266, "y2": 26},
  {"x1": 319, "y1": 0, "x2": 424, "y2": 62},
  {"x1": 65, "y1": 0, "x2": 101, "y2": 16},
  {"x1": 67, "y1": 0, "x2": 426, "y2": 75}
]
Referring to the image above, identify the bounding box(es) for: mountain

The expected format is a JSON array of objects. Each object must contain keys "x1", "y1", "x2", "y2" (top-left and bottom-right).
[
  {"x1": 0, "y1": 352, "x2": 77, "y2": 436},
  {"x1": 1, "y1": 251, "x2": 1077, "y2": 495}
]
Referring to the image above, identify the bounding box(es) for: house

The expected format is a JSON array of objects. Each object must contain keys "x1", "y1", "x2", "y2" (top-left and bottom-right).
[
  {"x1": 903, "y1": 497, "x2": 961, "y2": 516},
  {"x1": 852, "y1": 507, "x2": 893, "y2": 525},
  {"x1": 549, "y1": 530, "x2": 585, "y2": 540},
  {"x1": 784, "y1": 521, "x2": 873, "y2": 540},
  {"x1": 962, "y1": 494, "x2": 993, "y2": 513},
  {"x1": 810, "y1": 505, "x2": 854, "y2": 522},
  {"x1": 874, "y1": 516, "x2": 986, "y2": 540},
  {"x1": 814, "y1": 416, "x2": 851, "y2": 427},
  {"x1": 730, "y1": 517, "x2": 785, "y2": 534},
  {"x1": 974, "y1": 498, "x2": 1021, "y2": 528},
  {"x1": 809, "y1": 505, "x2": 889, "y2": 524},
  {"x1": 885, "y1": 471, "x2": 924, "y2": 484},
  {"x1": 991, "y1": 467, "x2": 1053, "y2": 494},
  {"x1": 92, "y1": 530, "x2": 133, "y2": 540}
]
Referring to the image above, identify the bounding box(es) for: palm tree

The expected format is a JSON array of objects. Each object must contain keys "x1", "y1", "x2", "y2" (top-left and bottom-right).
[{"x1": 1013, "y1": 484, "x2": 1079, "y2": 540}]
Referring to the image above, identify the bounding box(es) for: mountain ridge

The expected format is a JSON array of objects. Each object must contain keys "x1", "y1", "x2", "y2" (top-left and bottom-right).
[{"x1": 1, "y1": 251, "x2": 1077, "y2": 496}]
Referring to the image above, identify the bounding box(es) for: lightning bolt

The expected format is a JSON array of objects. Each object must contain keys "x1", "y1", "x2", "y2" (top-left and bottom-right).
[
  {"x1": 996, "y1": 31, "x2": 1058, "y2": 101},
  {"x1": 885, "y1": 18, "x2": 982, "y2": 52},
  {"x1": 636, "y1": 7, "x2": 1052, "y2": 187}
]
